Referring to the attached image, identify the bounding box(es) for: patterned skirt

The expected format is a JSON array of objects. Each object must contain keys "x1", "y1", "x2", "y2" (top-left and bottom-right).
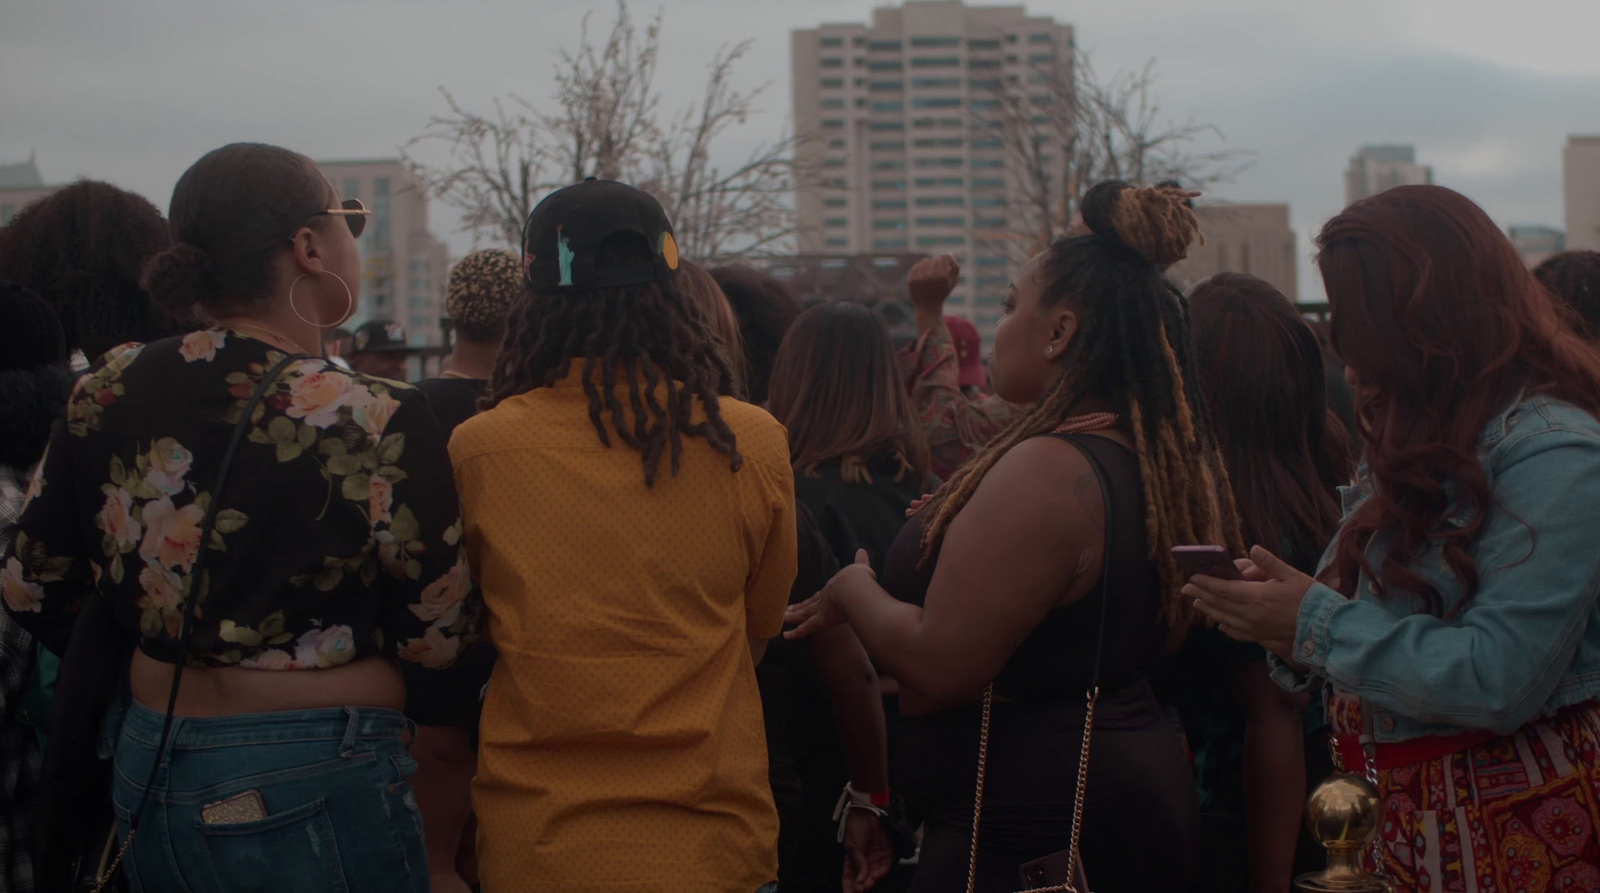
[{"x1": 1328, "y1": 695, "x2": 1600, "y2": 892}]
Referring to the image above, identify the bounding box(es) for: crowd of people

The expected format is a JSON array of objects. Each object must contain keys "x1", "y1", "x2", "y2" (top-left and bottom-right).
[{"x1": 2, "y1": 140, "x2": 1600, "y2": 893}]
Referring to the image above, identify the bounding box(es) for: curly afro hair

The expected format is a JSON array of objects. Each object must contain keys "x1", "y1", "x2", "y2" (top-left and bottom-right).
[{"x1": 0, "y1": 179, "x2": 195, "y2": 360}]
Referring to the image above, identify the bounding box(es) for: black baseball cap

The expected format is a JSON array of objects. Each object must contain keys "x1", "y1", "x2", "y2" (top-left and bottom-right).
[
  {"x1": 521, "y1": 178, "x2": 681, "y2": 291},
  {"x1": 352, "y1": 319, "x2": 409, "y2": 353}
]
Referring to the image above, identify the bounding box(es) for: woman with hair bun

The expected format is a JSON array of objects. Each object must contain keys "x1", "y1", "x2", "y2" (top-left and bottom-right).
[
  {"x1": 787, "y1": 181, "x2": 1236, "y2": 892},
  {"x1": 2, "y1": 143, "x2": 476, "y2": 892}
]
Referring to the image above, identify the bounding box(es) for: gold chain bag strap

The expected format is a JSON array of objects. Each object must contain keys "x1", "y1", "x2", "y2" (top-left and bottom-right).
[{"x1": 965, "y1": 432, "x2": 1115, "y2": 893}]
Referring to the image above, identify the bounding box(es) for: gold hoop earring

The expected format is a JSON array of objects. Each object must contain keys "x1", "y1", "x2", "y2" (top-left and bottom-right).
[{"x1": 288, "y1": 272, "x2": 355, "y2": 329}]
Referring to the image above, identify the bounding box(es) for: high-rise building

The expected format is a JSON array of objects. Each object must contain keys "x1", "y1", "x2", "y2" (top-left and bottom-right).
[
  {"x1": 791, "y1": 1, "x2": 1074, "y2": 347},
  {"x1": 1344, "y1": 145, "x2": 1433, "y2": 206},
  {"x1": 1566, "y1": 135, "x2": 1600, "y2": 252},
  {"x1": 316, "y1": 159, "x2": 450, "y2": 346},
  {"x1": 0, "y1": 156, "x2": 61, "y2": 225},
  {"x1": 1167, "y1": 202, "x2": 1298, "y2": 301},
  {"x1": 1508, "y1": 224, "x2": 1565, "y2": 269}
]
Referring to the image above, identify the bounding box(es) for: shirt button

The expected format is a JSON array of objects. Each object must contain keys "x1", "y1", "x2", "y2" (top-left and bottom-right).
[
  {"x1": 1300, "y1": 640, "x2": 1315, "y2": 658},
  {"x1": 1381, "y1": 716, "x2": 1396, "y2": 733}
]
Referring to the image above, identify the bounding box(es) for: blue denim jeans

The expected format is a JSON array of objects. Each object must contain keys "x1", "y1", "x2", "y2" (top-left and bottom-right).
[{"x1": 111, "y1": 700, "x2": 428, "y2": 893}]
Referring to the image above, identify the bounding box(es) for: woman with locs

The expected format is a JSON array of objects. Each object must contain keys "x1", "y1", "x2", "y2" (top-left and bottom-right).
[
  {"x1": 787, "y1": 180, "x2": 1240, "y2": 892},
  {"x1": 2, "y1": 142, "x2": 477, "y2": 892}
]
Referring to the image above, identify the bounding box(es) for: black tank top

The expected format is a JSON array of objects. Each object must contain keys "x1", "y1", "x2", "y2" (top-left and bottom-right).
[{"x1": 881, "y1": 433, "x2": 1166, "y2": 701}]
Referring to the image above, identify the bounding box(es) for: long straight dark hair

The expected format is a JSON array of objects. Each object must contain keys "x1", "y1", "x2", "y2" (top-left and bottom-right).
[
  {"x1": 767, "y1": 301, "x2": 930, "y2": 484},
  {"x1": 1189, "y1": 274, "x2": 1352, "y2": 567}
]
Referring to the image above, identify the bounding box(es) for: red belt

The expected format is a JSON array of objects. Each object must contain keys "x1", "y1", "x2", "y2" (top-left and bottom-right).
[{"x1": 1334, "y1": 728, "x2": 1500, "y2": 772}]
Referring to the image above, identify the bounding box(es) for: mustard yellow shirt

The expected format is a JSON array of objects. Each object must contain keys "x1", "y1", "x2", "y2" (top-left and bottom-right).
[{"x1": 451, "y1": 370, "x2": 796, "y2": 892}]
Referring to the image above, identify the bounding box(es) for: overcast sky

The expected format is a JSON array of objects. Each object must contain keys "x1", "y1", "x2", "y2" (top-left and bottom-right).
[{"x1": 4, "y1": 0, "x2": 1598, "y2": 301}]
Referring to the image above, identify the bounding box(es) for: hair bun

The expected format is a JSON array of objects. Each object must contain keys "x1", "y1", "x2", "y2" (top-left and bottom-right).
[
  {"x1": 1080, "y1": 180, "x2": 1202, "y2": 268},
  {"x1": 140, "y1": 242, "x2": 220, "y2": 316}
]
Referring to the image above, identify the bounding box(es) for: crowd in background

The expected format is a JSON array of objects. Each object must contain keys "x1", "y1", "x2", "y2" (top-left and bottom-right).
[{"x1": 3, "y1": 141, "x2": 1600, "y2": 893}]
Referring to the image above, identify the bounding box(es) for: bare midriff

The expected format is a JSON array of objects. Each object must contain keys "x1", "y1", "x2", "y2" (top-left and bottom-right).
[{"x1": 129, "y1": 650, "x2": 405, "y2": 717}]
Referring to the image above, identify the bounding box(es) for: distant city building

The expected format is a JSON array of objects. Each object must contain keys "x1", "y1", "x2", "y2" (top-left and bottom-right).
[
  {"x1": 758, "y1": 253, "x2": 922, "y2": 343},
  {"x1": 1566, "y1": 135, "x2": 1600, "y2": 252},
  {"x1": 1167, "y1": 202, "x2": 1298, "y2": 302},
  {"x1": 1508, "y1": 224, "x2": 1566, "y2": 269},
  {"x1": 1344, "y1": 144, "x2": 1433, "y2": 207},
  {"x1": 0, "y1": 156, "x2": 61, "y2": 225},
  {"x1": 316, "y1": 160, "x2": 450, "y2": 346},
  {"x1": 791, "y1": 0, "x2": 1075, "y2": 348}
]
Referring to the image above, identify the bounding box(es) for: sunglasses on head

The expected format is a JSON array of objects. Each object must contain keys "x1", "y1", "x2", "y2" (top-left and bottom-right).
[{"x1": 304, "y1": 198, "x2": 372, "y2": 239}]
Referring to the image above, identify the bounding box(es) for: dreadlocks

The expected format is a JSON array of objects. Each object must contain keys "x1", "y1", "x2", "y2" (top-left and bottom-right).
[
  {"x1": 485, "y1": 260, "x2": 744, "y2": 488},
  {"x1": 919, "y1": 181, "x2": 1244, "y2": 624}
]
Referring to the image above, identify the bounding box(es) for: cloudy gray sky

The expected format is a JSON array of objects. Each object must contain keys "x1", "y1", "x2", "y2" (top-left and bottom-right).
[{"x1": 4, "y1": 0, "x2": 1598, "y2": 301}]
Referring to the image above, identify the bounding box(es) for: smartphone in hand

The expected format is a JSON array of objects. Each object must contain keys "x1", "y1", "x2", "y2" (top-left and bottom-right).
[{"x1": 1172, "y1": 545, "x2": 1244, "y2": 581}]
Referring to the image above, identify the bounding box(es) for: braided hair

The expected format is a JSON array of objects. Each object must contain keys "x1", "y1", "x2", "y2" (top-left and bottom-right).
[
  {"x1": 919, "y1": 181, "x2": 1244, "y2": 624},
  {"x1": 484, "y1": 237, "x2": 743, "y2": 487}
]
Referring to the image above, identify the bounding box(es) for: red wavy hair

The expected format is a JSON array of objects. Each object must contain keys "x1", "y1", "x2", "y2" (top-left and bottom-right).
[{"x1": 1317, "y1": 185, "x2": 1600, "y2": 615}]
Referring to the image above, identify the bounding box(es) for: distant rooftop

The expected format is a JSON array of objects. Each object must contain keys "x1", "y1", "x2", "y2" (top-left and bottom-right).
[
  {"x1": 0, "y1": 157, "x2": 43, "y2": 189},
  {"x1": 1356, "y1": 145, "x2": 1417, "y2": 164}
]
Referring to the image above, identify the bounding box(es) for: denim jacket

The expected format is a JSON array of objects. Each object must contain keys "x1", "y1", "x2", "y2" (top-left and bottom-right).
[{"x1": 1270, "y1": 394, "x2": 1600, "y2": 742}]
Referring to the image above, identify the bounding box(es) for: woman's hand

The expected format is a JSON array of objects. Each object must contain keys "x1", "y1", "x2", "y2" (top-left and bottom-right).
[
  {"x1": 785, "y1": 550, "x2": 876, "y2": 640},
  {"x1": 842, "y1": 811, "x2": 894, "y2": 893},
  {"x1": 1183, "y1": 546, "x2": 1314, "y2": 661},
  {"x1": 905, "y1": 493, "x2": 933, "y2": 518},
  {"x1": 907, "y1": 255, "x2": 961, "y2": 314}
]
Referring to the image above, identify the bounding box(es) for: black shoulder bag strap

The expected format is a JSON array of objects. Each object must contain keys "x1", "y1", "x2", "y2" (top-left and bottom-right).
[{"x1": 96, "y1": 351, "x2": 304, "y2": 890}]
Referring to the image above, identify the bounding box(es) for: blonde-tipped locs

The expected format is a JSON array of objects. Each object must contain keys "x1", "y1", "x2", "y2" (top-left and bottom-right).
[{"x1": 918, "y1": 180, "x2": 1241, "y2": 625}]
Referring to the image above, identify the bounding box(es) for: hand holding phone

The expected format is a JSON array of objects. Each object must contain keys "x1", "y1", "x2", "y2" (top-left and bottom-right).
[{"x1": 1172, "y1": 545, "x2": 1243, "y2": 581}]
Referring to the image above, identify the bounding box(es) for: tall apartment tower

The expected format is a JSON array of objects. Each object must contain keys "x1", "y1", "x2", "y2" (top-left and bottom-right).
[
  {"x1": 1167, "y1": 203, "x2": 1299, "y2": 302},
  {"x1": 316, "y1": 159, "x2": 451, "y2": 346},
  {"x1": 1344, "y1": 145, "x2": 1433, "y2": 207},
  {"x1": 1565, "y1": 135, "x2": 1600, "y2": 252},
  {"x1": 792, "y1": 2, "x2": 1074, "y2": 346}
]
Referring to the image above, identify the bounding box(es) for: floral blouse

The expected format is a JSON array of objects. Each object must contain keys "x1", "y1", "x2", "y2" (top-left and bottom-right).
[
  {"x1": 0, "y1": 328, "x2": 477, "y2": 670},
  {"x1": 896, "y1": 321, "x2": 1026, "y2": 480}
]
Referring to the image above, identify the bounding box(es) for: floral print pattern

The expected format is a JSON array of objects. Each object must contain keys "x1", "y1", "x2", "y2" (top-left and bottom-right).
[
  {"x1": 2, "y1": 328, "x2": 477, "y2": 669},
  {"x1": 897, "y1": 321, "x2": 1025, "y2": 480}
]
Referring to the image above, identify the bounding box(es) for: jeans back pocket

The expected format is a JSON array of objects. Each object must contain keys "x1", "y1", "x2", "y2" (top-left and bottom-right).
[{"x1": 196, "y1": 798, "x2": 349, "y2": 893}]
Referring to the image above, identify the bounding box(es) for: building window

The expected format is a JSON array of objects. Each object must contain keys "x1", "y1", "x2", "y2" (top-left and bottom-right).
[
  {"x1": 912, "y1": 77, "x2": 961, "y2": 89},
  {"x1": 973, "y1": 196, "x2": 1007, "y2": 208},
  {"x1": 871, "y1": 100, "x2": 905, "y2": 112},
  {"x1": 868, "y1": 60, "x2": 903, "y2": 71},
  {"x1": 1029, "y1": 33, "x2": 1054, "y2": 44},
  {"x1": 824, "y1": 197, "x2": 848, "y2": 208},
  {"x1": 343, "y1": 177, "x2": 360, "y2": 201},
  {"x1": 970, "y1": 99, "x2": 1002, "y2": 111},
  {"x1": 915, "y1": 195, "x2": 965, "y2": 207},
  {"x1": 873, "y1": 238, "x2": 909, "y2": 250},
  {"x1": 971, "y1": 138, "x2": 1004, "y2": 150},
  {"x1": 867, "y1": 39, "x2": 903, "y2": 51},
  {"x1": 912, "y1": 97, "x2": 962, "y2": 109},
  {"x1": 976, "y1": 216, "x2": 1008, "y2": 229},
  {"x1": 868, "y1": 80, "x2": 904, "y2": 92},
  {"x1": 870, "y1": 140, "x2": 906, "y2": 151},
  {"x1": 824, "y1": 217, "x2": 848, "y2": 228},
  {"x1": 822, "y1": 57, "x2": 844, "y2": 68},
  {"x1": 916, "y1": 235, "x2": 967, "y2": 247},
  {"x1": 871, "y1": 180, "x2": 908, "y2": 190},
  {"x1": 869, "y1": 121, "x2": 905, "y2": 131},
  {"x1": 872, "y1": 160, "x2": 906, "y2": 171},
  {"x1": 914, "y1": 157, "x2": 964, "y2": 169},
  {"x1": 873, "y1": 219, "x2": 908, "y2": 230},
  {"x1": 824, "y1": 177, "x2": 849, "y2": 189},
  {"x1": 915, "y1": 216, "x2": 965, "y2": 227},
  {"x1": 911, "y1": 56, "x2": 961, "y2": 68},
  {"x1": 822, "y1": 98, "x2": 845, "y2": 109},
  {"x1": 372, "y1": 178, "x2": 391, "y2": 252},
  {"x1": 973, "y1": 177, "x2": 1006, "y2": 189},
  {"x1": 1028, "y1": 53, "x2": 1055, "y2": 64},
  {"x1": 976, "y1": 255, "x2": 1009, "y2": 266},
  {"x1": 969, "y1": 59, "x2": 1003, "y2": 70},
  {"x1": 822, "y1": 119, "x2": 846, "y2": 129},
  {"x1": 828, "y1": 138, "x2": 847, "y2": 149},
  {"x1": 820, "y1": 36, "x2": 844, "y2": 48},
  {"x1": 913, "y1": 138, "x2": 963, "y2": 149},
  {"x1": 911, "y1": 36, "x2": 961, "y2": 48},
  {"x1": 972, "y1": 159, "x2": 1005, "y2": 169},
  {"x1": 969, "y1": 78, "x2": 1002, "y2": 90},
  {"x1": 969, "y1": 38, "x2": 1002, "y2": 51},
  {"x1": 976, "y1": 292, "x2": 1006, "y2": 305},
  {"x1": 823, "y1": 158, "x2": 847, "y2": 168},
  {"x1": 822, "y1": 78, "x2": 844, "y2": 89},
  {"x1": 873, "y1": 199, "x2": 907, "y2": 210},
  {"x1": 409, "y1": 293, "x2": 428, "y2": 308},
  {"x1": 825, "y1": 237, "x2": 849, "y2": 248}
]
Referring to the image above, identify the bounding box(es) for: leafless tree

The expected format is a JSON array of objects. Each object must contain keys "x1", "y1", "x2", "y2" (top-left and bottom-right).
[
  {"x1": 403, "y1": 0, "x2": 813, "y2": 262},
  {"x1": 974, "y1": 51, "x2": 1253, "y2": 258}
]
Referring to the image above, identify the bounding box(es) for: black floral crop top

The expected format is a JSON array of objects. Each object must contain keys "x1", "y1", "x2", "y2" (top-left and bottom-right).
[{"x1": 0, "y1": 328, "x2": 478, "y2": 670}]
